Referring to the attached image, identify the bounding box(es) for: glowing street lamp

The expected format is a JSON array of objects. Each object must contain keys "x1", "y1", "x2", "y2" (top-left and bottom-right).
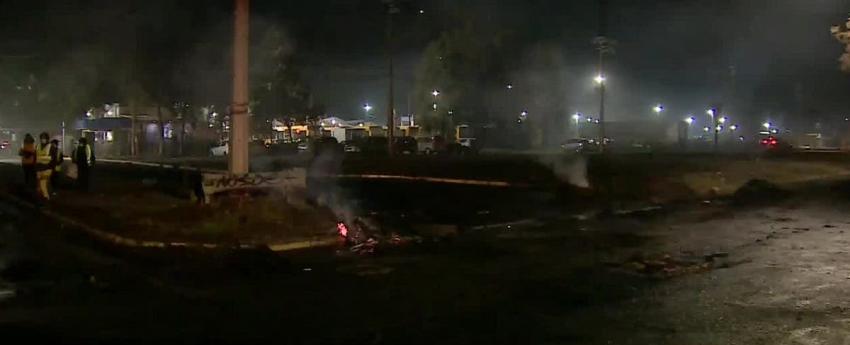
[
  {"x1": 653, "y1": 104, "x2": 664, "y2": 114},
  {"x1": 706, "y1": 109, "x2": 716, "y2": 117},
  {"x1": 594, "y1": 75, "x2": 606, "y2": 84},
  {"x1": 684, "y1": 116, "x2": 695, "y2": 125},
  {"x1": 520, "y1": 110, "x2": 529, "y2": 117},
  {"x1": 719, "y1": 116, "x2": 728, "y2": 124},
  {"x1": 572, "y1": 113, "x2": 582, "y2": 123},
  {"x1": 730, "y1": 124, "x2": 738, "y2": 131},
  {"x1": 431, "y1": 89, "x2": 440, "y2": 97},
  {"x1": 506, "y1": 84, "x2": 513, "y2": 89},
  {"x1": 716, "y1": 125, "x2": 724, "y2": 131},
  {"x1": 703, "y1": 126, "x2": 710, "y2": 132},
  {"x1": 762, "y1": 122, "x2": 772, "y2": 129},
  {"x1": 363, "y1": 103, "x2": 372, "y2": 113}
]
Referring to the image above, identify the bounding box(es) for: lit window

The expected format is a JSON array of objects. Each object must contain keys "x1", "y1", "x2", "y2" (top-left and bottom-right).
[{"x1": 106, "y1": 131, "x2": 114, "y2": 142}]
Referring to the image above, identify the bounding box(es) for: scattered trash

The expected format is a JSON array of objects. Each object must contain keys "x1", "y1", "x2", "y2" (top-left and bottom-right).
[{"x1": 621, "y1": 253, "x2": 725, "y2": 278}]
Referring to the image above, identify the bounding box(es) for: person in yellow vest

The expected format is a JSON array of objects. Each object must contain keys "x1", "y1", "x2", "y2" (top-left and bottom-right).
[
  {"x1": 34, "y1": 132, "x2": 53, "y2": 200},
  {"x1": 18, "y1": 133, "x2": 36, "y2": 190}
]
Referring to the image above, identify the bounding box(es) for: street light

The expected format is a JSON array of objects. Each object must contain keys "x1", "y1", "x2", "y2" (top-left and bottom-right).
[
  {"x1": 703, "y1": 126, "x2": 710, "y2": 132},
  {"x1": 716, "y1": 125, "x2": 724, "y2": 131},
  {"x1": 730, "y1": 124, "x2": 738, "y2": 131},
  {"x1": 684, "y1": 116, "x2": 695, "y2": 125},
  {"x1": 363, "y1": 103, "x2": 372, "y2": 113},
  {"x1": 653, "y1": 104, "x2": 664, "y2": 114},
  {"x1": 719, "y1": 116, "x2": 728, "y2": 124},
  {"x1": 706, "y1": 109, "x2": 715, "y2": 117},
  {"x1": 521, "y1": 110, "x2": 528, "y2": 117},
  {"x1": 762, "y1": 122, "x2": 772, "y2": 129},
  {"x1": 431, "y1": 89, "x2": 440, "y2": 97},
  {"x1": 506, "y1": 84, "x2": 513, "y2": 89},
  {"x1": 594, "y1": 75, "x2": 606, "y2": 84},
  {"x1": 572, "y1": 113, "x2": 582, "y2": 123}
]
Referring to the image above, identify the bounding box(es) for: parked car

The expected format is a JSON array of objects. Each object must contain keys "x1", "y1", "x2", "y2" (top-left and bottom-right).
[
  {"x1": 561, "y1": 139, "x2": 587, "y2": 152},
  {"x1": 313, "y1": 136, "x2": 341, "y2": 156},
  {"x1": 417, "y1": 136, "x2": 435, "y2": 154},
  {"x1": 209, "y1": 142, "x2": 228, "y2": 156},
  {"x1": 361, "y1": 137, "x2": 389, "y2": 156},
  {"x1": 296, "y1": 141, "x2": 310, "y2": 152},
  {"x1": 342, "y1": 141, "x2": 361, "y2": 153},
  {"x1": 393, "y1": 136, "x2": 417, "y2": 155}
]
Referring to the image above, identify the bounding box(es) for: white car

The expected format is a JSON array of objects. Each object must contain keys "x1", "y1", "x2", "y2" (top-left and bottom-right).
[
  {"x1": 210, "y1": 143, "x2": 228, "y2": 156},
  {"x1": 297, "y1": 141, "x2": 310, "y2": 152},
  {"x1": 458, "y1": 138, "x2": 476, "y2": 147},
  {"x1": 561, "y1": 139, "x2": 587, "y2": 153}
]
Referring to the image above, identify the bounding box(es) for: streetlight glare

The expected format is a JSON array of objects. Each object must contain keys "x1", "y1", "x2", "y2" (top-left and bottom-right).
[
  {"x1": 730, "y1": 124, "x2": 738, "y2": 131},
  {"x1": 506, "y1": 84, "x2": 513, "y2": 89},
  {"x1": 431, "y1": 89, "x2": 440, "y2": 97},
  {"x1": 363, "y1": 103, "x2": 372, "y2": 112},
  {"x1": 653, "y1": 104, "x2": 664, "y2": 113},
  {"x1": 706, "y1": 109, "x2": 715, "y2": 116},
  {"x1": 762, "y1": 122, "x2": 771, "y2": 129},
  {"x1": 521, "y1": 110, "x2": 528, "y2": 117},
  {"x1": 594, "y1": 75, "x2": 606, "y2": 84},
  {"x1": 572, "y1": 113, "x2": 581, "y2": 120},
  {"x1": 719, "y1": 116, "x2": 727, "y2": 124},
  {"x1": 703, "y1": 126, "x2": 710, "y2": 132},
  {"x1": 684, "y1": 116, "x2": 694, "y2": 124}
]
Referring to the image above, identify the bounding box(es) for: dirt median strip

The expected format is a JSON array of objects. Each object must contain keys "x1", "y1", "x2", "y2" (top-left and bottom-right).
[{"x1": 0, "y1": 191, "x2": 338, "y2": 253}]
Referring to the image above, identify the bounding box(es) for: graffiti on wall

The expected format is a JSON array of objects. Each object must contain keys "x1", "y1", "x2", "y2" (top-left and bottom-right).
[{"x1": 201, "y1": 168, "x2": 306, "y2": 203}]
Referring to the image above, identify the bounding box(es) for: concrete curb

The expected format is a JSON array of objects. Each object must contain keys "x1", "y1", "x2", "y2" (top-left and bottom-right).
[{"x1": 0, "y1": 191, "x2": 339, "y2": 253}]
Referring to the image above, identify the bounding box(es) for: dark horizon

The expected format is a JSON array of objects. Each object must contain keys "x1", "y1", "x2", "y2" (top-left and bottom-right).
[{"x1": 1, "y1": 0, "x2": 849, "y2": 131}]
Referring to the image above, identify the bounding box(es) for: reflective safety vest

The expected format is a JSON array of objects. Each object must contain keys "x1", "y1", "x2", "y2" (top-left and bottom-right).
[{"x1": 36, "y1": 143, "x2": 52, "y2": 165}]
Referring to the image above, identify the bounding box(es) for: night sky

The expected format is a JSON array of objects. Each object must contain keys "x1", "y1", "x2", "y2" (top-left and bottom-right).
[{"x1": 2, "y1": 0, "x2": 850, "y2": 129}]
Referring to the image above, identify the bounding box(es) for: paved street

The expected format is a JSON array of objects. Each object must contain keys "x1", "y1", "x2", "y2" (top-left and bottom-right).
[{"x1": 3, "y1": 159, "x2": 850, "y2": 343}]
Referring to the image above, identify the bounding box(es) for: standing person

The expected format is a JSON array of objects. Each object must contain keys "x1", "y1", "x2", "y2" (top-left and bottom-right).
[
  {"x1": 72, "y1": 138, "x2": 94, "y2": 191},
  {"x1": 18, "y1": 133, "x2": 36, "y2": 190},
  {"x1": 34, "y1": 132, "x2": 53, "y2": 200},
  {"x1": 49, "y1": 139, "x2": 62, "y2": 195}
]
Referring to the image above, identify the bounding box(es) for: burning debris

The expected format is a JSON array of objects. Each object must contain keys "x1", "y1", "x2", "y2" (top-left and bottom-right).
[{"x1": 335, "y1": 217, "x2": 422, "y2": 255}]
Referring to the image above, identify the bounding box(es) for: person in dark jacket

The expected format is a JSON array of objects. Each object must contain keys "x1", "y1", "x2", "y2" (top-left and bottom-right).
[
  {"x1": 72, "y1": 138, "x2": 94, "y2": 191},
  {"x1": 18, "y1": 134, "x2": 36, "y2": 190},
  {"x1": 49, "y1": 139, "x2": 62, "y2": 194}
]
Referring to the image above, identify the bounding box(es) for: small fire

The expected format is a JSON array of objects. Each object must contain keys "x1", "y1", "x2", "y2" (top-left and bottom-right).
[{"x1": 337, "y1": 222, "x2": 349, "y2": 237}]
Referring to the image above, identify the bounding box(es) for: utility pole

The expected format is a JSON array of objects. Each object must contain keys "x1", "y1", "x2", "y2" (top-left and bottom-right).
[
  {"x1": 593, "y1": 0, "x2": 614, "y2": 144},
  {"x1": 229, "y1": 0, "x2": 250, "y2": 174},
  {"x1": 385, "y1": 0, "x2": 399, "y2": 155}
]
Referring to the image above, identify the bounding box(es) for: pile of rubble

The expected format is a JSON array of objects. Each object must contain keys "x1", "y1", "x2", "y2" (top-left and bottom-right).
[{"x1": 622, "y1": 252, "x2": 731, "y2": 278}]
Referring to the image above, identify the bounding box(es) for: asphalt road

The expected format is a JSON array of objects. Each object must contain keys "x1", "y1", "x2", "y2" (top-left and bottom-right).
[{"x1": 6, "y1": 159, "x2": 850, "y2": 343}]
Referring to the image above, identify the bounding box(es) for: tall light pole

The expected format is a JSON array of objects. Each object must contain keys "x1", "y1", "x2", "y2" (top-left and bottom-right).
[
  {"x1": 384, "y1": 0, "x2": 399, "y2": 155},
  {"x1": 229, "y1": 0, "x2": 250, "y2": 174},
  {"x1": 593, "y1": 0, "x2": 614, "y2": 144}
]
